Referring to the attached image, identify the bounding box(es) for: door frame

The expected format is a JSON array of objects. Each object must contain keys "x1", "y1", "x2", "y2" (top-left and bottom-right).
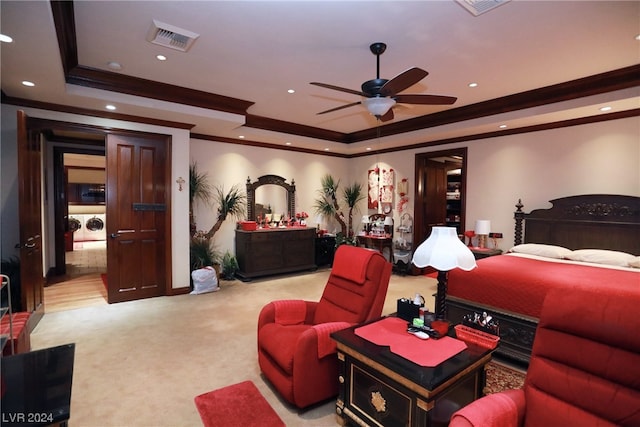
[
  {"x1": 22, "y1": 117, "x2": 172, "y2": 302},
  {"x1": 414, "y1": 147, "x2": 468, "y2": 251}
]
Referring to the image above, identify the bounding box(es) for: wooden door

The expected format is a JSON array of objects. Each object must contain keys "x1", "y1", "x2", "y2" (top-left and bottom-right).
[
  {"x1": 415, "y1": 159, "x2": 447, "y2": 246},
  {"x1": 414, "y1": 149, "x2": 467, "y2": 275},
  {"x1": 106, "y1": 133, "x2": 170, "y2": 303},
  {"x1": 16, "y1": 111, "x2": 45, "y2": 324}
]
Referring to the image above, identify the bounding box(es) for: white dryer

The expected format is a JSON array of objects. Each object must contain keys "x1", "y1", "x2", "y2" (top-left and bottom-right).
[{"x1": 68, "y1": 215, "x2": 85, "y2": 242}]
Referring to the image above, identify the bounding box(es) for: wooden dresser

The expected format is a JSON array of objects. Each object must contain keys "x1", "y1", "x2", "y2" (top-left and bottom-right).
[{"x1": 235, "y1": 228, "x2": 316, "y2": 280}]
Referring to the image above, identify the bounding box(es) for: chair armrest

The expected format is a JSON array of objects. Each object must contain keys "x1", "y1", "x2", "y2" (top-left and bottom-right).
[
  {"x1": 449, "y1": 389, "x2": 526, "y2": 427},
  {"x1": 311, "y1": 322, "x2": 352, "y2": 358},
  {"x1": 257, "y1": 300, "x2": 318, "y2": 330}
]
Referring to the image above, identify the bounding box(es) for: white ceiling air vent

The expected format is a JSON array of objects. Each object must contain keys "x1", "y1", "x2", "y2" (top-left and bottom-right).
[
  {"x1": 146, "y1": 20, "x2": 200, "y2": 52},
  {"x1": 456, "y1": 0, "x2": 511, "y2": 16}
]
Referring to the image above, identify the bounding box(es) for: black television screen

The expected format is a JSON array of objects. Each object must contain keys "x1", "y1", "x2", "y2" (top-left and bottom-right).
[{"x1": 1, "y1": 343, "x2": 75, "y2": 426}]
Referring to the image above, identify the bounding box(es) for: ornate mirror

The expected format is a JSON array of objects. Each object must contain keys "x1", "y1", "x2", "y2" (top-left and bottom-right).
[{"x1": 246, "y1": 175, "x2": 295, "y2": 222}]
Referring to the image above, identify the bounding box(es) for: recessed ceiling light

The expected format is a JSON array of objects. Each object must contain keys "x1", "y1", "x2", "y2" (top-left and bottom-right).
[
  {"x1": 0, "y1": 34, "x2": 13, "y2": 43},
  {"x1": 366, "y1": 147, "x2": 372, "y2": 151},
  {"x1": 105, "y1": 104, "x2": 116, "y2": 111},
  {"x1": 239, "y1": 135, "x2": 245, "y2": 139},
  {"x1": 468, "y1": 82, "x2": 478, "y2": 88},
  {"x1": 21, "y1": 81, "x2": 35, "y2": 87},
  {"x1": 636, "y1": 34, "x2": 640, "y2": 41},
  {"x1": 107, "y1": 61, "x2": 122, "y2": 70},
  {"x1": 285, "y1": 142, "x2": 292, "y2": 145},
  {"x1": 599, "y1": 106, "x2": 612, "y2": 112},
  {"x1": 324, "y1": 148, "x2": 330, "y2": 151},
  {"x1": 499, "y1": 124, "x2": 507, "y2": 129},
  {"x1": 287, "y1": 89, "x2": 295, "y2": 94},
  {"x1": 156, "y1": 55, "x2": 167, "y2": 61}
]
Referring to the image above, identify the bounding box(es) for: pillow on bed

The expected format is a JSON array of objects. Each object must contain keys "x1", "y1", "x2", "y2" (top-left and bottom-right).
[
  {"x1": 627, "y1": 256, "x2": 640, "y2": 269},
  {"x1": 509, "y1": 243, "x2": 572, "y2": 259},
  {"x1": 566, "y1": 249, "x2": 637, "y2": 267}
]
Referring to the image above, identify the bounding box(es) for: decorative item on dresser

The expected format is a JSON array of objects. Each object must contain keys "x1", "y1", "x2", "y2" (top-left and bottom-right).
[{"x1": 445, "y1": 194, "x2": 640, "y2": 366}]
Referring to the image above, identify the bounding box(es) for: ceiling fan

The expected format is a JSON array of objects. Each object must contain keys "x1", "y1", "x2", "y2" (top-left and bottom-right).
[{"x1": 311, "y1": 42, "x2": 457, "y2": 122}]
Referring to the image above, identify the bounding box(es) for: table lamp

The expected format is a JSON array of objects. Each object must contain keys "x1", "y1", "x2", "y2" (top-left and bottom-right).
[
  {"x1": 383, "y1": 215, "x2": 393, "y2": 236},
  {"x1": 474, "y1": 220, "x2": 491, "y2": 249},
  {"x1": 412, "y1": 227, "x2": 477, "y2": 320},
  {"x1": 361, "y1": 215, "x2": 370, "y2": 234}
]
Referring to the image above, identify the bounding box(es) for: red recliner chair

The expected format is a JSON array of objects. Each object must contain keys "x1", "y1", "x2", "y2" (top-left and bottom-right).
[
  {"x1": 257, "y1": 245, "x2": 392, "y2": 409},
  {"x1": 450, "y1": 286, "x2": 640, "y2": 427}
]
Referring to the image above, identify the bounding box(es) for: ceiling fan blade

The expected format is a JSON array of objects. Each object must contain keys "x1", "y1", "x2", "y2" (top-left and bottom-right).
[
  {"x1": 379, "y1": 67, "x2": 429, "y2": 96},
  {"x1": 310, "y1": 82, "x2": 365, "y2": 97},
  {"x1": 317, "y1": 101, "x2": 362, "y2": 115},
  {"x1": 379, "y1": 108, "x2": 394, "y2": 122},
  {"x1": 394, "y1": 94, "x2": 457, "y2": 105}
]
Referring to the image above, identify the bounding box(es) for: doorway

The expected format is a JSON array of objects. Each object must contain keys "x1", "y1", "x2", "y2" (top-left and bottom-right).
[
  {"x1": 413, "y1": 148, "x2": 467, "y2": 253},
  {"x1": 49, "y1": 145, "x2": 108, "y2": 311},
  {"x1": 60, "y1": 153, "x2": 107, "y2": 274},
  {"x1": 20, "y1": 116, "x2": 172, "y2": 313}
]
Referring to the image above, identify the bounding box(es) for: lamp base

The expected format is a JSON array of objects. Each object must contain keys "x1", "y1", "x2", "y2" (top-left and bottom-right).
[{"x1": 435, "y1": 270, "x2": 449, "y2": 320}]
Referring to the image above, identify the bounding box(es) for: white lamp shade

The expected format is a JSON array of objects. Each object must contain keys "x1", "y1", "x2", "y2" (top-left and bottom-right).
[
  {"x1": 384, "y1": 216, "x2": 394, "y2": 226},
  {"x1": 361, "y1": 215, "x2": 370, "y2": 224},
  {"x1": 475, "y1": 220, "x2": 491, "y2": 235},
  {"x1": 363, "y1": 97, "x2": 396, "y2": 117},
  {"x1": 412, "y1": 227, "x2": 477, "y2": 271}
]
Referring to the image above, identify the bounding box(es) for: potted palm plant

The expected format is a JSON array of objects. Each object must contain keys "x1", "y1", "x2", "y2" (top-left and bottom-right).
[
  {"x1": 221, "y1": 251, "x2": 239, "y2": 280},
  {"x1": 189, "y1": 162, "x2": 213, "y2": 235},
  {"x1": 203, "y1": 184, "x2": 247, "y2": 240},
  {"x1": 314, "y1": 174, "x2": 365, "y2": 246}
]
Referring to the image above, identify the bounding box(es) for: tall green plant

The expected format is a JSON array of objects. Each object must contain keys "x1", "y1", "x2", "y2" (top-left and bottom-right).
[
  {"x1": 204, "y1": 184, "x2": 247, "y2": 240},
  {"x1": 189, "y1": 162, "x2": 213, "y2": 234},
  {"x1": 343, "y1": 182, "x2": 365, "y2": 235},
  {"x1": 221, "y1": 251, "x2": 239, "y2": 280},
  {"x1": 189, "y1": 236, "x2": 220, "y2": 270},
  {"x1": 314, "y1": 174, "x2": 347, "y2": 235},
  {"x1": 313, "y1": 174, "x2": 365, "y2": 243}
]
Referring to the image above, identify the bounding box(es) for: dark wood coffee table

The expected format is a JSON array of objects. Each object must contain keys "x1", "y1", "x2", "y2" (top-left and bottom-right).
[{"x1": 331, "y1": 318, "x2": 494, "y2": 427}]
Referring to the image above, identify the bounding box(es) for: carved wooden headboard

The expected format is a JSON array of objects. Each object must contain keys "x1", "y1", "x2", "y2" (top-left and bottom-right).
[{"x1": 514, "y1": 194, "x2": 640, "y2": 255}]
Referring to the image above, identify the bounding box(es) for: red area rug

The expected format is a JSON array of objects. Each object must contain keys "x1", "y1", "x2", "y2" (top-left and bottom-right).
[
  {"x1": 100, "y1": 273, "x2": 107, "y2": 290},
  {"x1": 194, "y1": 380, "x2": 285, "y2": 427}
]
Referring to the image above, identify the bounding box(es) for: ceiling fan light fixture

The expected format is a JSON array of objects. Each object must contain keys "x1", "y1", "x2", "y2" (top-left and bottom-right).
[{"x1": 363, "y1": 97, "x2": 396, "y2": 117}]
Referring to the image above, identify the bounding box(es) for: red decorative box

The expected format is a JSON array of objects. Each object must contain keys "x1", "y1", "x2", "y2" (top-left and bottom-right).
[
  {"x1": 454, "y1": 325, "x2": 500, "y2": 349},
  {"x1": 239, "y1": 221, "x2": 257, "y2": 231}
]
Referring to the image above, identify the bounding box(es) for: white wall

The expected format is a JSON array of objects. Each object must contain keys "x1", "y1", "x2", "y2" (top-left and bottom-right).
[
  {"x1": 189, "y1": 139, "x2": 351, "y2": 256},
  {"x1": 344, "y1": 116, "x2": 640, "y2": 252}
]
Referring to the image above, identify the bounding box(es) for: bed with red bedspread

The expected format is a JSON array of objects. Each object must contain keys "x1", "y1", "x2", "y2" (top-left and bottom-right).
[{"x1": 445, "y1": 194, "x2": 640, "y2": 365}]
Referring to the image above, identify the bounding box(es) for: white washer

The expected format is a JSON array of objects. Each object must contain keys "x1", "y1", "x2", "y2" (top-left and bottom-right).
[{"x1": 84, "y1": 214, "x2": 106, "y2": 241}]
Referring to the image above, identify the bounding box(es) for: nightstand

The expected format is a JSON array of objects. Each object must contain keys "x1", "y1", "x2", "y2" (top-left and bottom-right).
[
  {"x1": 331, "y1": 318, "x2": 494, "y2": 427},
  {"x1": 470, "y1": 248, "x2": 503, "y2": 260}
]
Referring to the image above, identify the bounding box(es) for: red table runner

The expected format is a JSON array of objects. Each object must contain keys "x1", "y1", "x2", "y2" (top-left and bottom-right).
[{"x1": 355, "y1": 317, "x2": 467, "y2": 367}]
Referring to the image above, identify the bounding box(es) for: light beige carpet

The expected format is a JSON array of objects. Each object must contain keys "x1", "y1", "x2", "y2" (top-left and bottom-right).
[{"x1": 31, "y1": 268, "x2": 433, "y2": 426}]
